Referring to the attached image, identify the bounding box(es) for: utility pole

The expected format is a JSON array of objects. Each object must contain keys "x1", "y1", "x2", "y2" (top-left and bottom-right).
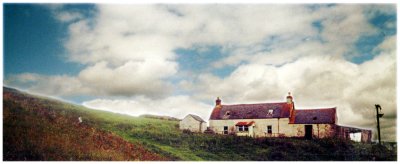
[{"x1": 375, "y1": 104, "x2": 384, "y2": 144}]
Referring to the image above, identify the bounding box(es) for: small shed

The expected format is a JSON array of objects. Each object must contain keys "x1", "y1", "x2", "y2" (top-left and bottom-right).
[{"x1": 179, "y1": 114, "x2": 207, "y2": 133}]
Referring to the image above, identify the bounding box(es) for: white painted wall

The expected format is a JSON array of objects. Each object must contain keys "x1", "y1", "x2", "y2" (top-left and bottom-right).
[
  {"x1": 179, "y1": 115, "x2": 206, "y2": 132},
  {"x1": 209, "y1": 118, "x2": 289, "y2": 137},
  {"x1": 200, "y1": 121, "x2": 207, "y2": 132},
  {"x1": 350, "y1": 132, "x2": 362, "y2": 142},
  {"x1": 209, "y1": 118, "x2": 335, "y2": 138}
]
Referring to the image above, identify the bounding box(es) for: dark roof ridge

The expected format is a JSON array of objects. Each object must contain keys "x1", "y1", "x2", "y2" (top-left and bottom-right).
[
  {"x1": 210, "y1": 101, "x2": 292, "y2": 120},
  {"x1": 188, "y1": 114, "x2": 206, "y2": 123},
  {"x1": 336, "y1": 124, "x2": 373, "y2": 130},
  {"x1": 296, "y1": 107, "x2": 336, "y2": 111},
  {"x1": 221, "y1": 102, "x2": 287, "y2": 106}
]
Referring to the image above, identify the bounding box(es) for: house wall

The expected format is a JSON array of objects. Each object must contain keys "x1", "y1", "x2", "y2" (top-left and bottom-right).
[
  {"x1": 180, "y1": 116, "x2": 203, "y2": 132},
  {"x1": 210, "y1": 118, "x2": 284, "y2": 137},
  {"x1": 335, "y1": 125, "x2": 348, "y2": 140},
  {"x1": 334, "y1": 126, "x2": 372, "y2": 143},
  {"x1": 361, "y1": 130, "x2": 372, "y2": 143},
  {"x1": 209, "y1": 119, "x2": 335, "y2": 138},
  {"x1": 350, "y1": 132, "x2": 362, "y2": 142},
  {"x1": 286, "y1": 124, "x2": 336, "y2": 138},
  {"x1": 200, "y1": 121, "x2": 207, "y2": 132},
  {"x1": 236, "y1": 126, "x2": 255, "y2": 137}
]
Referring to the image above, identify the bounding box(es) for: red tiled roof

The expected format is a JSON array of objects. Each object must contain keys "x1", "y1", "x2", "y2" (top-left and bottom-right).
[
  {"x1": 235, "y1": 121, "x2": 255, "y2": 126},
  {"x1": 293, "y1": 108, "x2": 336, "y2": 124},
  {"x1": 209, "y1": 102, "x2": 292, "y2": 120}
]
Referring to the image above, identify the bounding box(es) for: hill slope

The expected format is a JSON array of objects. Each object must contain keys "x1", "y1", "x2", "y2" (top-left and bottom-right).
[
  {"x1": 3, "y1": 87, "x2": 396, "y2": 161},
  {"x1": 3, "y1": 87, "x2": 168, "y2": 161}
]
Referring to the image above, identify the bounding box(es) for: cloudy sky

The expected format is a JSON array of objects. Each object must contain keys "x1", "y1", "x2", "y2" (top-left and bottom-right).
[{"x1": 3, "y1": 3, "x2": 397, "y2": 141}]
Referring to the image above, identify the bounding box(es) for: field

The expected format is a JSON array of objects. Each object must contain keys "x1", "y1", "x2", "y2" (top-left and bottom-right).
[{"x1": 3, "y1": 87, "x2": 397, "y2": 161}]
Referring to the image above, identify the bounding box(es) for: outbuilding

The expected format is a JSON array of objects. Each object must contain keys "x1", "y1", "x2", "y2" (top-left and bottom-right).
[{"x1": 179, "y1": 114, "x2": 207, "y2": 133}]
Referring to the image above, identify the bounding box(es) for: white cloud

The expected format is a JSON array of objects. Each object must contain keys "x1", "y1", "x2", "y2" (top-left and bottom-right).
[
  {"x1": 374, "y1": 35, "x2": 396, "y2": 54},
  {"x1": 82, "y1": 95, "x2": 213, "y2": 121},
  {"x1": 190, "y1": 56, "x2": 357, "y2": 103},
  {"x1": 44, "y1": 4, "x2": 84, "y2": 23},
  {"x1": 56, "y1": 4, "x2": 387, "y2": 99},
  {"x1": 5, "y1": 58, "x2": 178, "y2": 98},
  {"x1": 213, "y1": 5, "x2": 380, "y2": 68},
  {"x1": 77, "y1": 59, "x2": 177, "y2": 97},
  {"x1": 5, "y1": 73, "x2": 90, "y2": 97},
  {"x1": 56, "y1": 11, "x2": 83, "y2": 23}
]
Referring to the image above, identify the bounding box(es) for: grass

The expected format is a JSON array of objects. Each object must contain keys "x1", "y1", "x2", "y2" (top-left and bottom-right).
[
  {"x1": 3, "y1": 87, "x2": 168, "y2": 161},
  {"x1": 3, "y1": 87, "x2": 397, "y2": 161}
]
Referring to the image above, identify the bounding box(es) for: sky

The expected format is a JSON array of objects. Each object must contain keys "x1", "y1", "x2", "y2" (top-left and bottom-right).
[{"x1": 3, "y1": 3, "x2": 397, "y2": 141}]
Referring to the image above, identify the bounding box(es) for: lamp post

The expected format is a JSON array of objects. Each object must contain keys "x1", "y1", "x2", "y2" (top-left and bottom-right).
[{"x1": 375, "y1": 104, "x2": 384, "y2": 144}]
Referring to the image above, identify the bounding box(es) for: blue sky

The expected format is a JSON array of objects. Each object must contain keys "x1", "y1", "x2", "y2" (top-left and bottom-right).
[
  {"x1": 4, "y1": 4, "x2": 75, "y2": 76},
  {"x1": 351, "y1": 10, "x2": 396, "y2": 64},
  {"x1": 4, "y1": 4, "x2": 395, "y2": 79},
  {"x1": 4, "y1": 4, "x2": 95, "y2": 76},
  {"x1": 3, "y1": 4, "x2": 397, "y2": 141}
]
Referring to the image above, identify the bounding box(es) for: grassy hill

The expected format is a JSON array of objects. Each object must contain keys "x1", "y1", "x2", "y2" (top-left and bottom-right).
[
  {"x1": 3, "y1": 87, "x2": 397, "y2": 161},
  {"x1": 139, "y1": 114, "x2": 180, "y2": 121},
  {"x1": 3, "y1": 87, "x2": 168, "y2": 161}
]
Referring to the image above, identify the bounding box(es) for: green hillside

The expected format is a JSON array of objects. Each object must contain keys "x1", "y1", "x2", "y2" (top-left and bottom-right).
[
  {"x1": 3, "y1": 87, "x2": 168, "y2": 161},
  {"x1": 3, "y1": 87, "x2": 396, "y2": 161}
]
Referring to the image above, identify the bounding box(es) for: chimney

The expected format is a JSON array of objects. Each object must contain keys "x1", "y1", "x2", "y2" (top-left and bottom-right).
[
  {"x1": 287, "y1": 92, "x2": 296, "y2": 123},
  {"x1": 215, "y1": 97, "x2": 221, "y2": 106},
  {"x1": 286, "y1": 92, "x2": 293, "y2": 104}
]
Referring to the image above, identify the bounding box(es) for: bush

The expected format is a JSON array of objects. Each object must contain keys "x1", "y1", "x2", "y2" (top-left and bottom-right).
[
  {"x1": 182, "y1": 129, "x2": 193, "y2": 135},
  {"x1": 370, "y1": 144, "x2": 397, "y2": 161}
]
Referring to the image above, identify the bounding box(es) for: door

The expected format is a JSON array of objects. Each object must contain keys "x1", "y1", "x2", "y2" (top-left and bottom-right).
[
  {"x1": 223, "y1": 126, "x2": 228, "y2": 134},
  {"x1": 267, "y1": 125, "x2": 272, "y2": 134},
  {"x1": 305, "y1": 125, "x2": 312, "y2": 139}
]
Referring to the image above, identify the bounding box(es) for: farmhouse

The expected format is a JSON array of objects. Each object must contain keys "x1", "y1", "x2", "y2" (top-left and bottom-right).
[
  {"x1": 208, "y1": 93, "x2": 372, "y2": 142},
  {"x1": 180, "y1": 114, "x2": 207, "y2": 133}
]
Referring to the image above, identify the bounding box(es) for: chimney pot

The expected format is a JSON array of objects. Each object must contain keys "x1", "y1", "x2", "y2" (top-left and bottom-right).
[
  {"x1": 286, "y1": 92, "x2": 293, "y2": 104},
  {"x1": 216, "y1": 97, "x2": 221, "y2": 106}
]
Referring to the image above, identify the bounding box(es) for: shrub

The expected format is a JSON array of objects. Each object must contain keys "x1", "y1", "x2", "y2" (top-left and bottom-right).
[{"x1": 182, "y1": 129, "x2": 193, "y2": 135}]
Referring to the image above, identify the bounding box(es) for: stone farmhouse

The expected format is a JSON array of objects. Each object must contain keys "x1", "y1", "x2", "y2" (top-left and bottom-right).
[
  {"x1": 208, "y1": 93, "x2": 372, "y2": 142},
  {"x1": 179, "y1": 114, "x2": 207, "y2": 133}
]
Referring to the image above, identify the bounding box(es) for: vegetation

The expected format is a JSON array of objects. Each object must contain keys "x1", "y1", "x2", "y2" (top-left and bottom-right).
[
  {"x1": 139, "y1": 114, "x2": 180, "y2": 121},
  {"x1": 3, "y1": 87, "x2": 397, "y2": 161},
  {"x1": 3, "y1": 87, "x2": 167, "y2": 161}
]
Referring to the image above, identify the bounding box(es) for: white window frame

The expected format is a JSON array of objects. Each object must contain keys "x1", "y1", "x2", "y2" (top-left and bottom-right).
[
  {"x1": 267, "y1": 109, "x2": 273, "y2": 115},
  {"x1": 236, "y1": 125, "x2": 249, "y2": 132}
]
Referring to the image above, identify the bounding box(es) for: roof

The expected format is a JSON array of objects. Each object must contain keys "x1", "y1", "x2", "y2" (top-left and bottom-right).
[
  {"x1": 209, "y1": 102, "x2": 292, "y2": 120},
  {"x1": 187, "y1": 114, "x2": 206, "y2": 123},
  {"x1": 293, "y1": 108, "x2": 336, "y2": 124},
  {"x1": 336, "y1": 125, "x2": 372, "y2": 133},
  {"x1": 235, "y1": 121, "x2": 255, "y2": 126}
]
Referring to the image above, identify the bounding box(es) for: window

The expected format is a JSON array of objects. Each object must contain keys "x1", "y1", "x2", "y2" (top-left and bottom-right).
[
  {"x1": 236, "y1": 125, "x2": 249, "y2": 132},
  {"x1": 224, "y1": 126, "x2": 228, "y2": 134},
  {"x1": 223, "y1": 111, "x2": 231, "y2": 119},
  {"x1": 267, "y1": 125, "x2": 272, "y2": 134},
  {"x1": 267, "y1": 109, "x2": 273, "y2": 115}
]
